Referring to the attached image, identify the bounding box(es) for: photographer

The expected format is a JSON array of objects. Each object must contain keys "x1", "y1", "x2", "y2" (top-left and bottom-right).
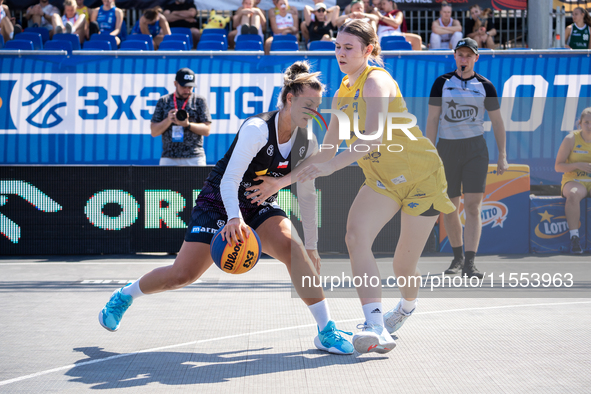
[{"x1": 151, "y1": 68, "x2": 212, "y2": 166}]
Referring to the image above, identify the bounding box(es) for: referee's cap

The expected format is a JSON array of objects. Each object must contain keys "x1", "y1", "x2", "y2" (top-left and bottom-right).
[{"x1": 454, "y1": 38, "x2": 479, "y2": 55}]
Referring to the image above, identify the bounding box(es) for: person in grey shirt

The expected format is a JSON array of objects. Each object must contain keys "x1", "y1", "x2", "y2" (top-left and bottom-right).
[
  {"x1": 426, "y1": 38, "x2": 508, "y2": 279},
  {"x1": 151, "y1": 68, "x2": 212, "y2": 166}
]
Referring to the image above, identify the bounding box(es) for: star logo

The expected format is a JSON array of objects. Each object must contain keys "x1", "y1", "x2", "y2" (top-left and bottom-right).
[
  {"x1": 408, "y1": 202, "x2": 419, "y2": 208},
  {"x1": 447, "y1": 99, "x2": 459, "y2": 109},
  {"x1": 577, "y1": 145, "x2": 582, "y2": 148},
  {"x1": 538, "y1": 210, "x2": 554, "y2": 223}
]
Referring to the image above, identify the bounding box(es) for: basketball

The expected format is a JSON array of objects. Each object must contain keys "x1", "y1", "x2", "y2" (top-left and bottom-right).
[{"x1": 210, "y1": 225, "x2": 262, "y2": 274}]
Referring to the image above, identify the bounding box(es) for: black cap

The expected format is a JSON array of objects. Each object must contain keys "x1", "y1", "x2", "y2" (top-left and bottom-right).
[
  {"x1": 175, "y1": 68, "x2": 196, "y2": 87},
  {"x1": 454, "y1": 38, "x2": 479, "y2": 55}
]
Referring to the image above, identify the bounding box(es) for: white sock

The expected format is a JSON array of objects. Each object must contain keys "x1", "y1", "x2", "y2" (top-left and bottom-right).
[
  {"x1": 362, "y1": 302, "x2": 384, "y2": 327},
  {"x1": 308, "y1": 299, "x2": 331, "y2": 331},
  {"x1": 570, "y1": 229, "x2": 579, "y2": 238},
  {"x1": 9, "y1": 31, "x2": 14, "y2": 39},
  {"x1": 400, "y1": 298, "x2": 417, "y2": 314},
  {"x1": 121, "y1": 279, "x2": 145, "y2": 299}
]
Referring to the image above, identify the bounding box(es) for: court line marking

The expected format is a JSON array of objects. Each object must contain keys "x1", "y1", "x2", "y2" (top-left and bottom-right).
[
  {"x1": 0, "y1": 300, "x2": 590, "y2": 387},
  {"x1": 0, "y1": 262, "x2": 284, "y2": 265}
]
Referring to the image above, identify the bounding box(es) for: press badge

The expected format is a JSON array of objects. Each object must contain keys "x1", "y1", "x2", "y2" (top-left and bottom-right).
[{"x1": 172, "y1": 126, "x2": 184, "y2": 142}]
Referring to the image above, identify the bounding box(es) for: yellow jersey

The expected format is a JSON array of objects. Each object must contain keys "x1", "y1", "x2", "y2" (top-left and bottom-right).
[
  {"x1": 338, "y1": 66, "x2": 444, "y2": 189},
  {"x1": 77, "y1": 6, "x2": 89, "y2": 22},
  {"x1": 562, "y1": 130, "x2": 591, "y2": 186}
]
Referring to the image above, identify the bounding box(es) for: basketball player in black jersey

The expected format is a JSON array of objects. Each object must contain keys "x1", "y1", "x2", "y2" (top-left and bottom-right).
[{"x1": 98, "y1": 61, "x2": 354, "y2": 355}]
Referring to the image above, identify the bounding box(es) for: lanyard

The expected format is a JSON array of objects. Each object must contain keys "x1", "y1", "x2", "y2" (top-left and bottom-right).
[{"x1": 173, "y1": 94, "x2": 188, "y2": 111}]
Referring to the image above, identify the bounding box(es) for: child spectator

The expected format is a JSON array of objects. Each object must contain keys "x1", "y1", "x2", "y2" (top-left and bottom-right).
[
  {"x1": 229, "y1": 0, "x2": 266, "y2": 48},
  {"x1": 265, "y1": 0, "x2": 299, "y2": 53},
  {"x1": 131, "y1": 7, "x2": 171, "y2": 50},
  {"x1": 51, "y1": 0, "x2": 86, "y2": 44}
]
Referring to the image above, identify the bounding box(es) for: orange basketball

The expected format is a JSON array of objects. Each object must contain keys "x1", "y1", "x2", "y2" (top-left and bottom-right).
[{"x1": 210, "y1": 225, "x2": 261, "y2": 274}]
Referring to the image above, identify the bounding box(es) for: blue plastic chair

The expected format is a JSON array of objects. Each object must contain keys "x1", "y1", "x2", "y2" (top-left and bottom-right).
[
  {"x1": 90, "y1": 34, "x2": 118, "y2": 50},
  {"x1": 507, "y1": 47, "x2": 531, "y2": 50},
  {"x1": 236, "y1": 34, "x2": 262, "y2": 43},
  {"x1": 0, "y1": 35, "x2": 4, "y2": 49},
  {"x1": 197, "y1": 40, "x2": 225, "y2": 51},
  {"x1": 128, "y1": 34, "x2": 154, "y2": 50},
  {"x1": 381, "y1": 35, "x2": 405, "y2": 47},
  {"x1": 382, "y1": 41, "x2": 412, "y2": 50},
  {"x1": 199, "y1": 33, "x2": 227, "y2": 49},
  {"x1": 235, "y1": 40, "x2": 263, "y2": 51},
  {"x1": 83, "y1": 40, "x2": 112, "y2": 50},
  {"x1": 158, "y1": 40, "x2": 187, "y2": 51},
  {"x1": 272, "y1": 34, "x2": 297, "y2": 42},
  {"x1": 25, "y1": 27, "x2": 50, "y2": 43},
  {"x1": 44, "y1": 40, "x2": 73, "y2": 53},
  {"x1": 52, "y1": 33, "x2": 81, "y2": 50},
  {"x1": 119, "y1": 40, "x2": 150, "y2": 50},
  {"x1": 270, "y1": 40, "x2": 298, "y2": 51},
  {"x1": 3, "y1": 40, "x2": 34, "y2": 50},
  {"x1": 164, "y1": 34, "x2": 191, "y2": 50},
  {"x1": 308, "y1": 40, "x2": 335, "y2": 51},
  {"x1": 15, "y1": 32, "x2": 43, "y2": 50},
  {"x1": 200, "y1": 28, "x2": 227, "y2": 37},
  {"x1": 171, "y1": 27, "x2": 194, "y2": 47}
]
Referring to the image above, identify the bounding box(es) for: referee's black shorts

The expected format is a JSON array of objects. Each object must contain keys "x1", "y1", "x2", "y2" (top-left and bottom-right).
[{"x1": 436, "y1": 135, "x2": 489, "y2": 199}]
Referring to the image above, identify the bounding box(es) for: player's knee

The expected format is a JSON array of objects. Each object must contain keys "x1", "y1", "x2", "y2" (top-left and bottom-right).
[
  {"x1": 464, "y1": 203, "x2": 481, "y2": 217},
  {"x1": 345, "y1": 228, "x2": 370, "y2": 250}
]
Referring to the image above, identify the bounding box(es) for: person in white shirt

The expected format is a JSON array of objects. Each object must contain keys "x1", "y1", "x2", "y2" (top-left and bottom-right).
[
  {"x1": 51, "y1": 0, "x2": 86, "y2": 44},
  {"x1": 25, "y1": 0, "x2": 60, "y2": 36}
]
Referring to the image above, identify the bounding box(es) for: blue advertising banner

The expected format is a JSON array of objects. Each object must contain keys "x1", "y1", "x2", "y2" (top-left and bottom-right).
[{"x1": 0, "y1": 51, "x2": 590, "y2": 185}]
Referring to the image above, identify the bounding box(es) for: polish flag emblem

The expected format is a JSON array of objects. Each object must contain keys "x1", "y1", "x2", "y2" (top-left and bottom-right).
[{"x1": 278, "y1": 161, "x2": 289, "y2": 169}]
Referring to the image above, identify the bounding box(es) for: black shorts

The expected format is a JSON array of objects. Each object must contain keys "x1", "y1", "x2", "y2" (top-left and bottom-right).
[
  {"x1": 437, "y1": 135, "x2": 489, "y2": 199},
  {"x1": 184, "y1": 203, "x2": 288, "y2": 244}
]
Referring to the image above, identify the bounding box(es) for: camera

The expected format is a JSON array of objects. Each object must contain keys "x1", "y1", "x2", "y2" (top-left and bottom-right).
[{"x1": 176, "y1": 109, "x2": 188, "y2": 122}]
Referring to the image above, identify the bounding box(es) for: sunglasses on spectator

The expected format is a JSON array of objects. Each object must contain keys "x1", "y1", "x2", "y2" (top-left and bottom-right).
[{"x1": 316, "y1": 8, "x2": 326, "y2": 12}]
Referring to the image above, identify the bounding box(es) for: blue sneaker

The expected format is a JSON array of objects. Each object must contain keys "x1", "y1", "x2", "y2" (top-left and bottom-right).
[
  {"x1": 352, "y1": 323, "x2": 396, "y2": 354},
  {"x1": 384, "y1": 300, "x2": 414, "y2": 334},
  {"x1": 314, "y1": 320, "x2": 354, "y2": 355},
  {"x1": 98, "y1": 286, "x2": 133, "y2": 332}
]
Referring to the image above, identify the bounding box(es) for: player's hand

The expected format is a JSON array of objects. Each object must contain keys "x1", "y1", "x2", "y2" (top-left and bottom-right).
[
  {"x1": 297, "y1": 162, "x2": 334, "y2": 182},
  {"x1": 576, "y1": 162, "x2": 591, "y2": 173},
  {"x1": 221, "y1": 217, "x2": 250, "y2": 247},
  {"x1": 246, "y1": 176, "x2": 286, "y2": 205},
  {"x1": 307, "y1": 249, "x2": 321, "y2": 274},
  {"x1": 497, "y1": 156, "x2": 509, "y2": 175}
]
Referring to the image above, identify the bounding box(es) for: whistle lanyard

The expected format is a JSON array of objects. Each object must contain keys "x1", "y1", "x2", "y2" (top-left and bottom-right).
[{"x1": 173, "y1": 95, "x2": 188, "y2": 112}]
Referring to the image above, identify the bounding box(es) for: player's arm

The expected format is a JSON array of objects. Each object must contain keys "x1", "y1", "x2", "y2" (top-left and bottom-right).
[
  {"x1": 488, "y1": 108, "x2": 508, "y2": 175},
  {"x1": 564, "y1": 25, "x2": 572, "y2": 48},
  {"x1": 555, "y1": 133, "x2": 582, "y2": 173},
  {"x1": 110, "y1": 8, "x2": 123, "y2": 36},
  {"x1": 426, "y1": 105, "x2": 441, "y2": 145}
]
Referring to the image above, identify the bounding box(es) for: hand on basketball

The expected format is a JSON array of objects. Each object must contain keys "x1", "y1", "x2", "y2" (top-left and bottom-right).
[
  {"x1": 297, "y1": 162, "x2": 335, "y2": 182},
  {"x1": 497, "y1": 156, "x2": 509, "y2": 175},
  {"x1": 221, "y1": 217, "x2": 251, "y2": 247},
  {"x1": 246, "y1": 176, "x2": 285, "y2": 205},
  {"x1": 307, "y1": 249, "x2": 321, "y2": 274}
]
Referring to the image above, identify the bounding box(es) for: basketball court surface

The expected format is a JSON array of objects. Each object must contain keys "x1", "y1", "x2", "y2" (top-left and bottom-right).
[{"x1": 1, "y1": 254, "x2": 590, "y2": 393}]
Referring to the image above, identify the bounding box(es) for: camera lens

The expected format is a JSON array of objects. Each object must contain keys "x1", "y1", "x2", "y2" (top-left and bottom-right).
[{"x1": 176, "y1": 109, "x2": 188, "y2": 121}]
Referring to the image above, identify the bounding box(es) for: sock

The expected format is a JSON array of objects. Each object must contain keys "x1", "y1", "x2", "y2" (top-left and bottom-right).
[
  {"x1": 400, "y1": 298, "x2": 417, "y2": 313},
  {"x1": 362, "y1": 302, "x2": 384, "y2": 327},
  {"x1": 9, "y1": 31, "x2": 14, "y2": 39},
  {"x1": 308, "y1": 299, "x2": 331, "y2": 331},
  {"x1": 121, "y1": 279, "x2": 145, "y2": 299},
  {"x1": 465, "y1": 251, "x2": 476, "y2": 262},
  {"x1": 570, "y1": 229, "x2": 579, "y2": 238},
  {"x1": 452, "y1": 246, "x2": 464, "y2": 261}
]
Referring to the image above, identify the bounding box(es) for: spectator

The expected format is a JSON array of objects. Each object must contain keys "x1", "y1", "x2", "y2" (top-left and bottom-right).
[
  {"x1": 565, "y1": 7, "x2": 591, "y2": 50},
  {"x1": 555, "y1": 107, "x2": 591, "y2": 254},
  {"x1": 1, "y1": 0, "x2": 21, "y2": 42},
  {"x1": 336, "y1": 0, "x2": 379, "y2": 31},
  {"x1": 76, "y1": 0, "x2": 90, "y2": 40},
  {"x1": 163, "y1": 0, "x2": 200, "y2": 50},
  {"x1": 465, "y1": 5, "x2": 496, "y2": 49},
  {"x1": 302, "y1": 2, "x2": 338, "y2": 47},
  {"x1": 131, "y1": 7, "x2": 170, "y2": 50},
  {"x1": 267, "y1": 0, "x2": 297, "y2": 24},
  {"x1": 89, "y1": 0, "x2": 124, "y2": 46},
  {"x1": 265, "y1": 0, "x2": 299, "y2": 53},
  {"x1": 51, "y1": 0, "x2": 86, "y2": 44},
  {"x1": 25, "y1": 0, "x2": 59, "y2": 37},
  {"x1": 430, "y1": 1, "x2": 462, "y2": 49},
  {"x1": 343, "y1": 0, "x2": 373, "y2": 15},
  {"x1": 151, "y1": 68, "x2": 212, "y2": 166},
  {"x1": 229, "y1": 0, "x2": 266, "y2": 48},
  {"x1": 377, "y1": 0, "x2": 422, "y2": 50}
]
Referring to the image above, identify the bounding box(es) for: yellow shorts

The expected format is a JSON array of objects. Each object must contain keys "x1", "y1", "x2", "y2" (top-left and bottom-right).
[
  {"x1": 365, "y1": 166, "x2": 456, "y2": 216},
  {"x1": 561, "y1": 179, "x2": 591, "y2": 196}
]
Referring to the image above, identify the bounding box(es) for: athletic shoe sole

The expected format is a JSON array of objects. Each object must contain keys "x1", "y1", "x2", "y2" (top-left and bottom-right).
[
  {"x1": 313, "y1": 335, "x2": 353, "y2": 355},
  {"x1": 98, "y1": 310, "x2": 117, "y2": 332},
  {"x1": 352, "y1": 334, "x2": 395, "y2": 354}
]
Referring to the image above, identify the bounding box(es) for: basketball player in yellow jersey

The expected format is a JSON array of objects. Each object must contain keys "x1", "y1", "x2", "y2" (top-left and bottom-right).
[
  {"x1": 555, "y1": 107, "x2": 591, "y2": 254},
  {"x1": 293, "y1": 19, "x2": 456, "y2": 354}
]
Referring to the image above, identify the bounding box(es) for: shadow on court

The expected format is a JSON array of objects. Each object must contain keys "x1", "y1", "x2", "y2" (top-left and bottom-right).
[{"x1": 66, "y1": 346, "x2": 384, "y2": 389}]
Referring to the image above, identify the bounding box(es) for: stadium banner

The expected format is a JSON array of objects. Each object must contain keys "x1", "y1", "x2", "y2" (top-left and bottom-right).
[
  {"x1": 1, "y1": 52, "x2": 590, "y2": 185},
  {"x1": 0, "y1": 166, "x2": 417, "y2": 255}
]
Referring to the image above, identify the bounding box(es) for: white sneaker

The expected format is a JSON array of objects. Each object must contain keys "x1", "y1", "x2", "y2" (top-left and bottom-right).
[
  {"x1": 65, "y1": 21, "x2": 73, "y2": 34},
  {"x1": 352, "y1": 323, "x2": 396, "y2": 354},
  {"x1": 384, "y1": 300, "x2": 414, "y2": 334}
]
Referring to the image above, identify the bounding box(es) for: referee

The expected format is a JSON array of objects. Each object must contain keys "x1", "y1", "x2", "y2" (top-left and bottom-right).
[{"x1": 426, "y1": 38, "x2": 508, "y2": 278}]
